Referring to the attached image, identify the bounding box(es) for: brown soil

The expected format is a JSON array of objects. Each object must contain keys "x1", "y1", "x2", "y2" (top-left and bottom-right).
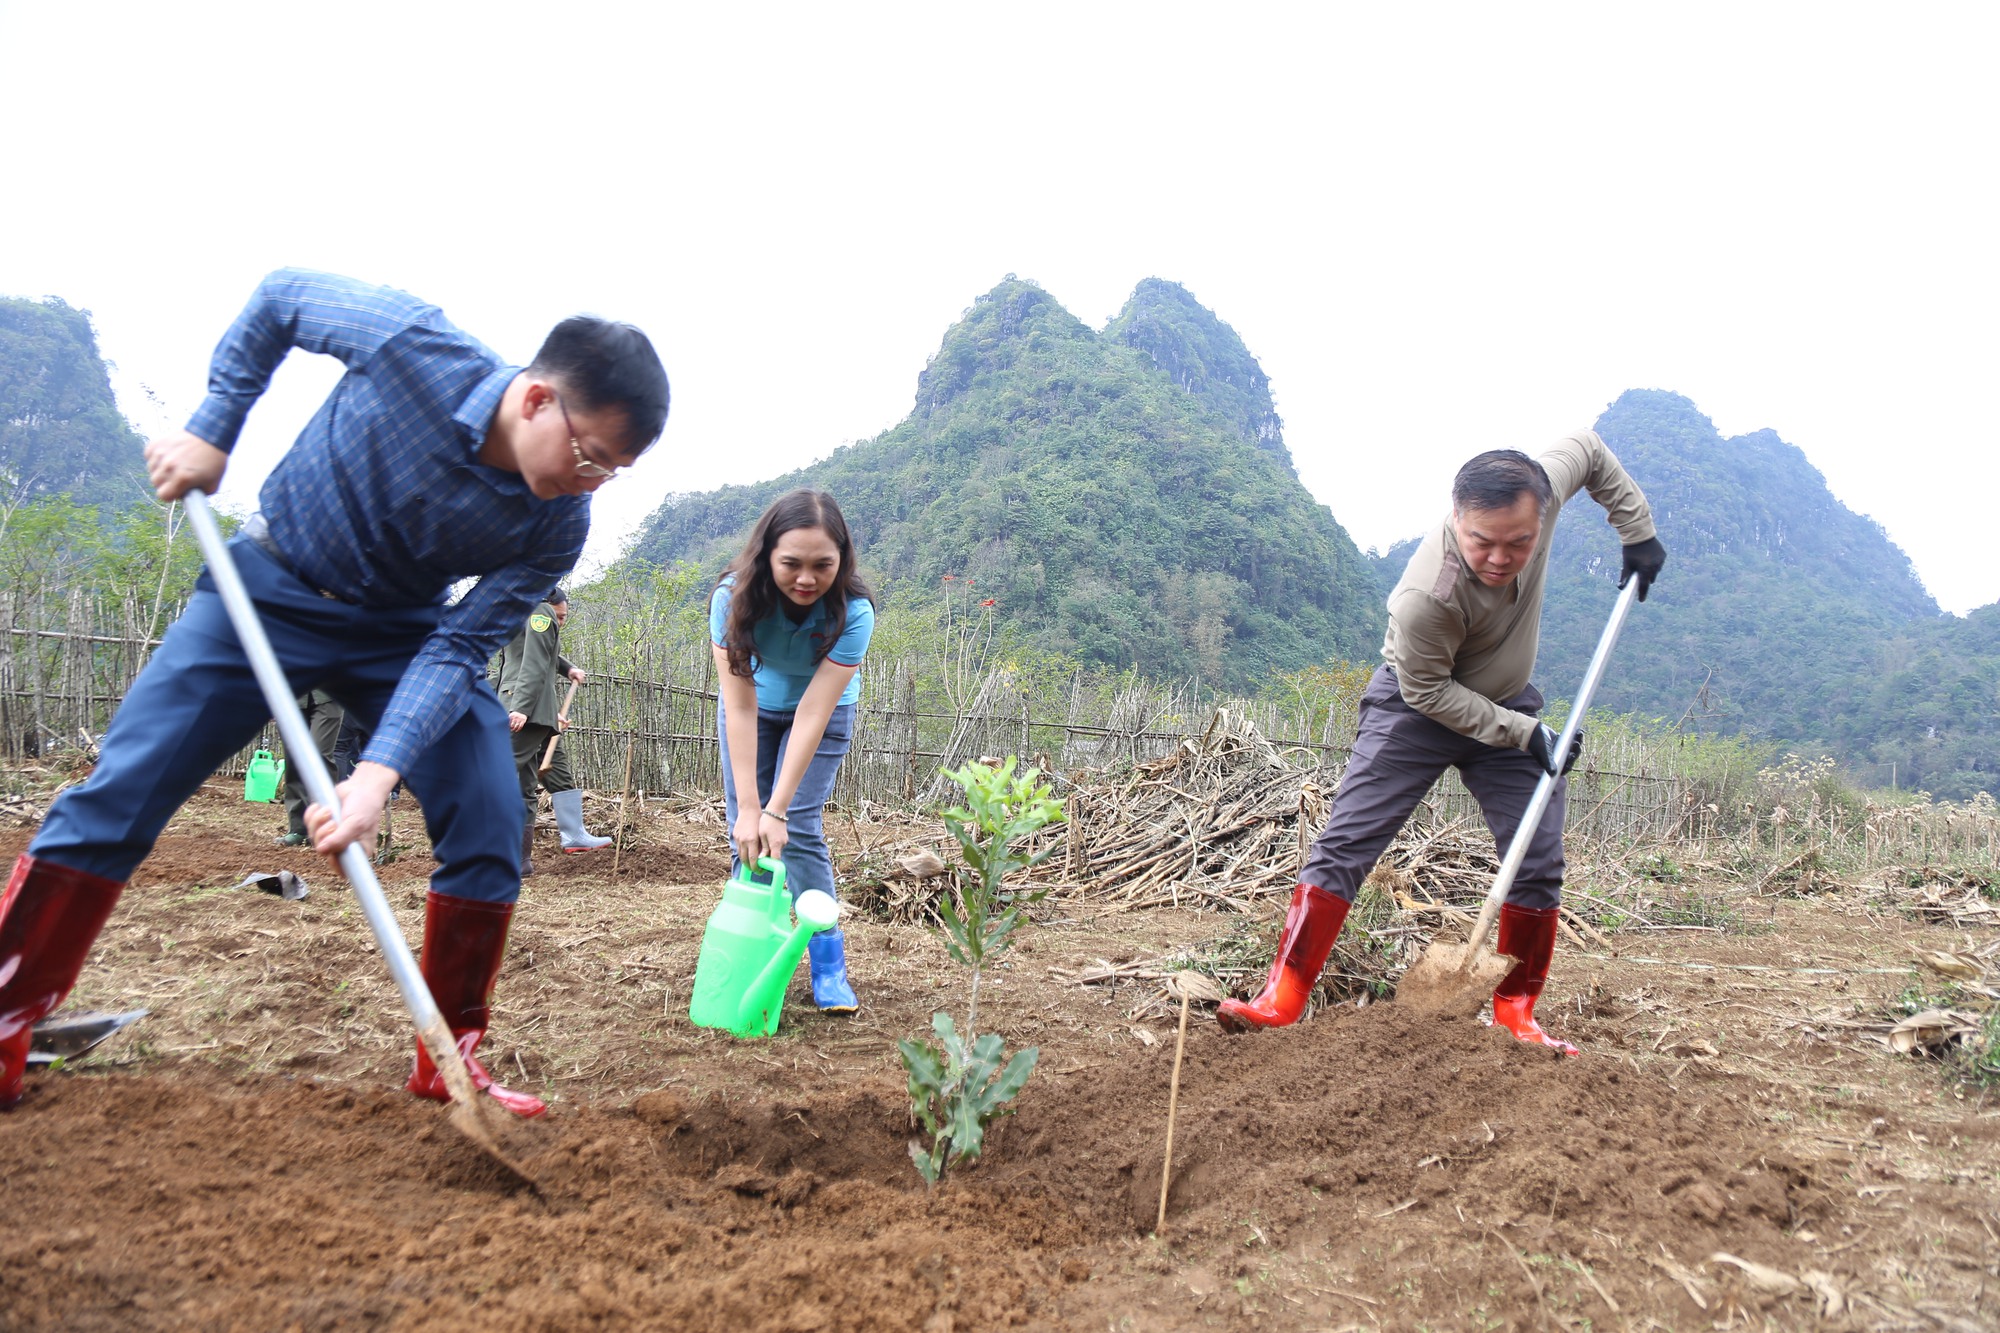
[
  {"x1": 3, "y1": 787, "x2": 1997, "y2": 1330},
  {"x1": 530, "y1": 840, "x2": 731, "y2": 885}
]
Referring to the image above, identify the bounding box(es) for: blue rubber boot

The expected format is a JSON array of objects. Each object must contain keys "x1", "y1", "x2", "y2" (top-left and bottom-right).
[{"x1": 807, "y1": 928, "x2": 858, "y2": 1014}]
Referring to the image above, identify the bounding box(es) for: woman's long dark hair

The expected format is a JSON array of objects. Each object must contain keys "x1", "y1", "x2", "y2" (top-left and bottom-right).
[{"x1": 718, "y1": 489, "x2": 873, "y2": 680}]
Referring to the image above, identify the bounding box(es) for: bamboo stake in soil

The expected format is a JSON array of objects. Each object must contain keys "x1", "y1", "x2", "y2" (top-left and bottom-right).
[
  {"x1": 612, "y1": 735, "x2": 636, "y2": 876},
  {"x1": 1155, "y1": 972, "x2": 1223, "y2": 1233},
  {"x1": 1156, "y1": 988, "x2": 1190, "y2": 1235}
]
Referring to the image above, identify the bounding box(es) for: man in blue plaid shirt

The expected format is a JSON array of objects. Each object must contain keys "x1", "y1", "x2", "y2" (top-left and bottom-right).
[{"x1": 1, "y1": 270, "x2": 669, "y2": 1118}]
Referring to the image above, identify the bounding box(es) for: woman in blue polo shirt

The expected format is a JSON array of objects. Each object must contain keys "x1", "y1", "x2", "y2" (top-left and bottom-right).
[{"x1": 710, "y1": 489, "x2": 875, "y2": 1013}]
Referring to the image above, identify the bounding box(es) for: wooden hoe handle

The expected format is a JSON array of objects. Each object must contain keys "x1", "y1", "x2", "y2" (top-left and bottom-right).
[{"x1": 540, "y1": 680, "x2": 580, "y2": 772}]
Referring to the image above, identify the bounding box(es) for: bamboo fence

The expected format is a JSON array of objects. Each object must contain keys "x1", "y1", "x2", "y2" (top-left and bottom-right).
[
  {"x1": 0, "y1": 614, "x2": 1737, "y2": 848},
  {"x1": 3, "y1": 612, "x2": 1993, "y2": 868}
]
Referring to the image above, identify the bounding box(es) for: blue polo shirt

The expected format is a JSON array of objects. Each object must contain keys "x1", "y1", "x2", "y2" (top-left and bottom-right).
[{"x1": 709, "y1": 579, "x2": 874, "y2": 712}]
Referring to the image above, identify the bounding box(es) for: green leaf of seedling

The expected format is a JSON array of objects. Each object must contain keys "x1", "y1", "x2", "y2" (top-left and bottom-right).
[
  {"x1": 932, "y1": 1011, "x2": 968, "y2": 1067},
  {"x1": 909, "y1": 1138, "x2": 942, "y2": 1185},
  {"x1": 965, "y1": 1030, "x2": 1007, "y2": 1081},
  {"x1": 989, "y1": 1046, "x2": 1039, "y2": 1105},
  {"x1": 1010, "y1": 880, "x2": 1054, "y2": 909},
  {"x1": 985, "y1": 907, "x2": 1024, "y2": 954},
  {"x1": 935, "y1": 894, "x2": 972, "y2": 965},
  {"x1": 897, "y1": 1037, "x2": 945, "y2": 1135},
  {"x1": 949, "y1": 1090, "x2": 988, "y2": 1165},
  {"x1": 946, "y1": 1040, "x2": 1041, "y2": 1167},
  {"x1": 943, "y1": 813, "x2": 980, "y2": 855}
]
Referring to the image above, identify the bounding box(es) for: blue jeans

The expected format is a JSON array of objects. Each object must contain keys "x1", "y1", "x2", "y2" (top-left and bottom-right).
[
  {"x1": 718, "y1": 701, "x2": 855, "y2": 900},
  {"x1": 34, "y1": 537, "x2": 525, "y2": 902}
]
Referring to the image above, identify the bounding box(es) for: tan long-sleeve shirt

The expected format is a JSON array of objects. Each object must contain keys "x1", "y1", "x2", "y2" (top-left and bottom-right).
[{"x1": 1380, "y1": 430, "x2": 1655, "y2": 749}]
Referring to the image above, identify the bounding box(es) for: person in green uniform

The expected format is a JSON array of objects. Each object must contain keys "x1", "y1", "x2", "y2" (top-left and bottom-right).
[
  {"x1": 276, "y1": 690, "x2": 348, "y2": 846},
  {"x1": 497, "y1": 588, "x2": 608, "y2": 873}
]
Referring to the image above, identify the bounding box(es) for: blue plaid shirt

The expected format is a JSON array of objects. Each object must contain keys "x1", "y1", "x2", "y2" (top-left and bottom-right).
[{"x1": 187, "y1": 270, "x2": 590, "y2": 775}]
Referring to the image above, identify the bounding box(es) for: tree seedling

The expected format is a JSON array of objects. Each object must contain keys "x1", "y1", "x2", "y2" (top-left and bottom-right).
[{"x1": 899, "y1": 757, "x2": 1062, "y2": 1185}]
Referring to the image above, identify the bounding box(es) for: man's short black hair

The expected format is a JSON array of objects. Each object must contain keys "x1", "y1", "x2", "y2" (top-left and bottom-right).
[
  {"x1": 547, "y1": 586, "x2": 568, "y2": 606},
  {"x1": 1453, "y1": 449, "x2": 1553, "y2": 514},
  {"x1": 529, "y1": 317, "x2": 670, "y2": 455}
]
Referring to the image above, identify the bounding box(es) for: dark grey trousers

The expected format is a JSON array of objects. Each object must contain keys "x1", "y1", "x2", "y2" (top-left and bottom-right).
[
  {"x1": 280, "y1": 692, "x2": 348, "y2": 836},
  {"x1": 1300, "y1": 666, "x2": 1565, "y2": 910},
  {"x1": 513, "y1": 723, "x2": 577, "y2": 806}
]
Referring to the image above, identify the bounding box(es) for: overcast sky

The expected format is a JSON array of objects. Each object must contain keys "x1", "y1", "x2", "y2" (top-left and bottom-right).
[{"x1": 3, "y1": 3, "x2": 1993, "y2": 614}]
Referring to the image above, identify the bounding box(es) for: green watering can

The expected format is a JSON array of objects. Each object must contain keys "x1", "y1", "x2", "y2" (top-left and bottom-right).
[
  {"x1": 243, "y1": 748, "x2": 284, "y2": 804},
  {"x1": 688, "y1": 857, "x2": 840, "y2": 1039}
]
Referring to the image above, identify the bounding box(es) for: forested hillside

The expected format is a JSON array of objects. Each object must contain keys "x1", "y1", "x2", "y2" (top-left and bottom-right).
[
  {"x1": 1372, "y1": 391, "x2": 1996, "y2": 799},
  {"x1": 0, "y1": 295, "x2": 150, "y2": 511},
  {"x1": 629, "y1": 278, "x2": 1385, "y2": 686}
]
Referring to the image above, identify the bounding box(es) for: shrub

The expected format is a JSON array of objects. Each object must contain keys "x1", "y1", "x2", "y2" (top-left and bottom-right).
[{"x1": 898, "y1": 757, "x2": 1062, "y2": 1185}]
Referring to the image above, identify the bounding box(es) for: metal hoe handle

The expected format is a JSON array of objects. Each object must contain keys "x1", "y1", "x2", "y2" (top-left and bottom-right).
[
  {"x1": 1464, "y1": 577, "x2": 1642, "y2": 955},
  {"x1": 181, "y1": 492, "x2": 482, "y2": 1107}
]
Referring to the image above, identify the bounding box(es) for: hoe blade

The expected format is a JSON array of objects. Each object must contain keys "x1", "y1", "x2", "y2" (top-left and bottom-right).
[
  {"x1": 28, "y1": 1009, "x2": 149, "y2": 1065},
  {"x1": 1398, "y1": 944, "x2": 1515, "y2": 1017}
]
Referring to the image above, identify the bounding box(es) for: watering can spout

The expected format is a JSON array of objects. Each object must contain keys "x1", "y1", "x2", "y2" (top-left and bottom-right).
[{"x1": 734, "y1": 889, "x2": 841, "y2": 1032}]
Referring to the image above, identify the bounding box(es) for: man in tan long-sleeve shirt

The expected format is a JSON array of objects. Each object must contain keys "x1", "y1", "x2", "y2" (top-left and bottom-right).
[{"x1": 1219, "y1": 433, "x2": 1666, "y2": 1053}]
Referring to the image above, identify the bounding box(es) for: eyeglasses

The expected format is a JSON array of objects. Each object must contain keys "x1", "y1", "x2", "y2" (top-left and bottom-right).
[{"x1": 555, "y1": 394, "x2": 622, "y2": 480}]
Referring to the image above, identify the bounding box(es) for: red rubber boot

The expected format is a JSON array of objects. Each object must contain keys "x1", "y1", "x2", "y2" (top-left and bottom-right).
[
  {"x1": 404, "y1": 892, "x2": 547, "y2": 1118},
  {"x1": 1, "y1": 855, "x2": 126, "y2": 1109},
  {"x1": 1216, "y1": 885, "x2": 1351, "y2": 1033},
  {"x1": 1491, "y1": 903, "x2": 1579, "y2": 1056}
]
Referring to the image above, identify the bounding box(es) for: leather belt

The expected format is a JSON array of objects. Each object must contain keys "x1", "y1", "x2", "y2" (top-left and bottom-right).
[{"x1": 242, "y1": 514, "x2": 355, "y2": 604}]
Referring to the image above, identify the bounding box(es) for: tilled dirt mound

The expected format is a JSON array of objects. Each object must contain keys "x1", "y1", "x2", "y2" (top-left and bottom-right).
[
  {"x1": 1012, "y1": 1001, "x2": 1811, "y2": 1323},
  {"x1": 528, "y1": 841, "x2": 730, "y2": 885},
  {"x1": 2, "y1": 1075, "x2": 1074, "y2": 1332},
  {"x1": 1019, "y1": 1001, "x2": 1804, "y2": 1245},
  {"x1": 4, "y1": 1000, "x2": 1814, "y2": 1330}
]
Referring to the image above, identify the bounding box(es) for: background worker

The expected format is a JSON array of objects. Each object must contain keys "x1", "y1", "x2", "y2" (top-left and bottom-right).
[
  {"x1": 711, "y1": 489, "x2": 875, "y2": 1014},
  {"x1": 277, "y1": 690, "x2": 349, "y2": 847},
  {"x1": 1218, "y1": 435, "x2": 1666, "y2": 1054},
  {"x1": 276, "y1": 692, "x2": 375, "y2": 847},
  {"x1": 0, "y1": 268, "x2": 668, "y2": 1115},
  {"x1": 498, "y1": 587, "x2": 610, "y2": 873}
]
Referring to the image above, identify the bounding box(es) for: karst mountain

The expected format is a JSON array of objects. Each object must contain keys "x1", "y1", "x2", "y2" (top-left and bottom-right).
[{"x1": 628, "y1": 278, "x2": 1385, "y2": 686}]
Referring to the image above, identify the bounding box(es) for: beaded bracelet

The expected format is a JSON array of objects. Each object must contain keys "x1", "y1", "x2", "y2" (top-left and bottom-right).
[{"x1": 762, "y1": 808, "x2": 789, "y2": 823}]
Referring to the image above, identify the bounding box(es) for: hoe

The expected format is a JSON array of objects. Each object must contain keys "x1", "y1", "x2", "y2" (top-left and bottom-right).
[{"x1": 1399, "y1": 578, "x2": 1640, "y2": 1016}]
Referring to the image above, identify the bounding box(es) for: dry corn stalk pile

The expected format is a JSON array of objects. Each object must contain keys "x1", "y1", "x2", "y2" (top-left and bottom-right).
[
  {"x1": 1025, "y1": 708, "x2": 1527, "y2": 919},
  {"x1": 1026, "y1": 709, "x2": 1328, "y2": 911},
  {"x1": 1894, "y1": 877, "x2": 2000, "y2": 928}
]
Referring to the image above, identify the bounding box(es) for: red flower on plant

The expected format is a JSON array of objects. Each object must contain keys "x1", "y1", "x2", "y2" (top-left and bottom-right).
[
  {"x1": 980, "y1": 599, "x2": 996, "y2": 607},
  {"x1": 942, "y1": 574, "x2": 956, "y2": 581}
]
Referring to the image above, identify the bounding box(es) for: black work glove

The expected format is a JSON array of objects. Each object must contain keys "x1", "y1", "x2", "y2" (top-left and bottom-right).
[
  {"x1": 1526, "y1": 723, "x2": 1583, "y2": 777},
  {"x1": 1619, "y1": 536, "x2": 1667, "y2": 602}
]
